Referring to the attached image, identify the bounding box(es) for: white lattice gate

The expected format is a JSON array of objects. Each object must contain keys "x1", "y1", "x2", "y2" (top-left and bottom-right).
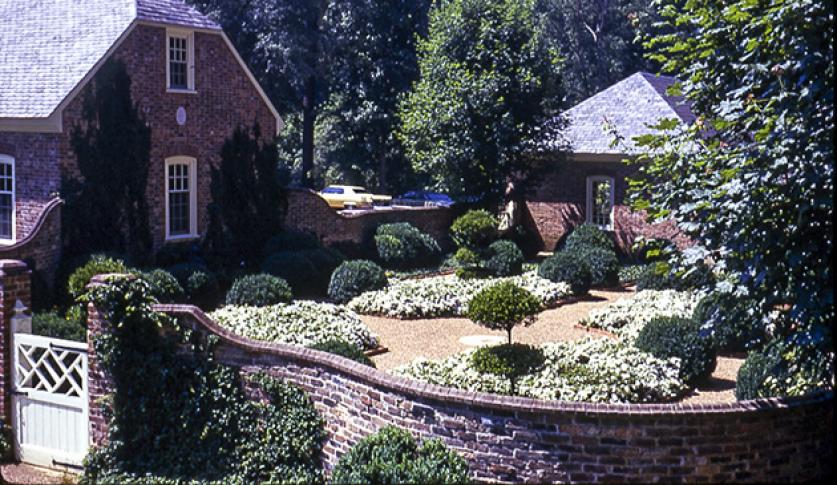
[{"x1": 11, "y1": 333, "x2": 89, "y2": 469}]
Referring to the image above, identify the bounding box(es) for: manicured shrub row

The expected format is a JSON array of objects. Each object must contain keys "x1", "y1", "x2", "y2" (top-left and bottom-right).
[
  {"x1": 328, "y1": 260, "x2": 388, "y2": 303},
  {"x1": 210, "y1": 301, "x2": 379, "y2": 351},
  {"x1": 395, "y1": 337, "x2": 687, "y2": 403}
]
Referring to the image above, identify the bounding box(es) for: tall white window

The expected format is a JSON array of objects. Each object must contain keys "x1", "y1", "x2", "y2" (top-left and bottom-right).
[
  {"x1": 167, "y1": 30, "x2": 194, "y2": 91},
  {"x1": 0, "y1": 155, "x2": 14, "y2": 243},
  {"x1": 586, "y1": 176, "x2": 614, "y2": 230},
  {"x1": 165, "y1": 157, "x2": 197, "y2": 240}
]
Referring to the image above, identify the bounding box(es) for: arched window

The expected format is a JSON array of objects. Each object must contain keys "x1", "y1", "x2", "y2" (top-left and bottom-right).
[
  {"x1": 165, "y1": 156, "x2": 197, "y2": 240},
  {"x1": 586, "y1": 175, "x2": 614, "y2": 230},
  {"x1": 0, "y1": 154, "x2": 14, "y2": 243}
]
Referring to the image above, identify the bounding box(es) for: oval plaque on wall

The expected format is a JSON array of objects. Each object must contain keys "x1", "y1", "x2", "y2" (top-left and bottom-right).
[{"x1": 176, "y1": 106, "x2": 187, "y2": 126}]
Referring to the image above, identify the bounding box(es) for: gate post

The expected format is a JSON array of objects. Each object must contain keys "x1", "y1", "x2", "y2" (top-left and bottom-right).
[{"x1": 0, "y1": 260, "x2": 31, "y2": 434}]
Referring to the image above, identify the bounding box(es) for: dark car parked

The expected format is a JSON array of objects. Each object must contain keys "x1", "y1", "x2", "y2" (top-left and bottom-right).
[{"x1": 393, "y1": 191, "x2": 456, "y2": 208}]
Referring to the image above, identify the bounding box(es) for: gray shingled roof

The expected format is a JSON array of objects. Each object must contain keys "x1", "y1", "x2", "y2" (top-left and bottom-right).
[
  {"x1": 0, "y1": 0, "x2": 220, "y2": 119},
  {"x1": 543, "y1": 72, "x2": 695, "y2": 155}
]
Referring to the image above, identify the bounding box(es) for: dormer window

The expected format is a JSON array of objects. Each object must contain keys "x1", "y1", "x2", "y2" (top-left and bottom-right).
[{"x1": 167, "y1": 30, "x2": 194, "y2": 92}]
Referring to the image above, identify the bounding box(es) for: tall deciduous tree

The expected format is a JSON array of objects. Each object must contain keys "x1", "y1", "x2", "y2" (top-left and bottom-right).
[
  {"x1": 540, "y1": 0, "x2": 656, "y2": 106},
  {"x1": 65, "y1": 59, "x2": 152, "y2": 264},
  {"x1": 398, "y1": 0, "x2": 563, "y2": 205},
  {"x1": 632, "y1": 0, "x2": 833, "y2": 354}
]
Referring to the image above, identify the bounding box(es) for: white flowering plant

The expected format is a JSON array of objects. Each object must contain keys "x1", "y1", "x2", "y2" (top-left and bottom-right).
[
  {"x1": 579, "y1": 289, "x2": 702, "y2": 341},
  {"x1": 210, "y1": 301, "x2": 379, "y2": 350},
  {"x1": 347, "y1": 271, "x2": 571, "y2": 319},
  {"x1": 394, "y1": 337, "x2": 688, "y2": 403}
]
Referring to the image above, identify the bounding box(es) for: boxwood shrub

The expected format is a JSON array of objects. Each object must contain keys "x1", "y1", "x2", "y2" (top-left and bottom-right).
[
  {"x1": 538, "y1": 253, "x2": 593, "y2": 295},
  {"x1": 140, "y1": 269, "x2": 184, "y2": 303},
  {"x1": 735, "y1": 339, "x2": 834, "y2": 400},
  {"x1": 328, "y1": 260, "x2": 388, "y2": 303},
  {"x1": 467, "y1": 282, "x2": 541, "y2": 344},
  {"x1": 471, "y1": 343, "x2": 545, "y2": 395},
  {"x1": 32, "y1": 311, "x2": 86, "y2": 342},
  {"x1": 563, "y1": 224, "x2": 614, "y2": 253},
  {"x1": 450, "y1": 209, "x2": 498, "y2": 250},
  {"x1": 484, "y1": 240, "x2": 524, "y2": 277},
  {"x1": 634, "y1": 316, "x2": 717, "y2": 385},
  {"x1": 166, "y1": 263, "x2": 221, "y2": 309},
  {"x1": 67, "y1": 254, "x2": 130, "y2": 298},
  {"x1": 263, "y1": 230, "x2": 321, "y2": 254},
  {"x1": 374, "y1": 223, "x2": 441, "y2": 269},
  {"x1": 262, "y1": 248, "x2": 344, "y2": 297},
  {"x1": 692, "y1": 291, "x2": 767, "y2": 353},
  {"x1": 565, "y1": 245, "x2": 619, "y2": 287},
  {"x1": 308, "y1": 339, "x2": 376, "y2": 368},
  {"x1": 226, "y1": 274, "x2": 292, "y2": 307},
  {"x1": 330, "y1": 426, "x2": 469, "y2": 484}
]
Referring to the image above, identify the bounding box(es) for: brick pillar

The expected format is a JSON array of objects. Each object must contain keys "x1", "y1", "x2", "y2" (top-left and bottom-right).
[{"x1": 0, "y1": 260, "x2": 31, "y2": 429}]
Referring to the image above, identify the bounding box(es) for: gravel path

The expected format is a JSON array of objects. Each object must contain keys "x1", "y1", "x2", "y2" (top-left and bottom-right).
[
  {"x1": 0, "y1": 463, "x2": 74, "y2": 484},
  {"x1": 364, "y1": 287, "x2": 742, "y2": 404}
]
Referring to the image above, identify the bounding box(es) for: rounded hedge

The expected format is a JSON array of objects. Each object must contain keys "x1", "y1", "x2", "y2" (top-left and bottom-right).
[
  {"x1": 308, "y1": 339, "x2": 376, "y2": 368},
  {"x1": 453, "y1": 247, "x2": 480, "y2": 266},
  {"x1": 692, "y1": 291, "x2": 766, "y2": 353},
  {"x1": 484, "y1": 240, "x2": 524, "y2": 277},
  {"x1": 226, "y1": 274, "x2": 292, "y2": 307},
  {"x1": 450, "y1": 209, "x2": 498, "y2": 249},
  {"x1": 467, "y1": 282, "x2": 541, "y2": 343},
  {"x1": 328, "y1": 260, "x2": 388, "y2": 303},
  {"x1": 140, "y1": 269, "x2": 184, "y2": 303},
  {"x1": 537, "y1": 253, "x2": 593, "y2": 295},
  {"x1": 330, "y1": 426, "x2": 469, "y2": 485},
  {"x1": 565, "y1": 245, "x2": 619, "y2": 287},
  {"x1": 67, "y1": 255, "x2": 130, "y2": 298},
  {"x1": 634, "y1": 316, "x2": 717, "y2": 385},
  {"x1": 735, "y1": 339, "x2": 833, "y2": 400},
  {"x1": 471, "y1": 343, "x2": 545, "y2": 395},
  {"x1": 32, "y1": 311, "x2": 85, "y2": 342},
  {"x1": 374, "y1": 223, "x2": 441, "y2": 269},
  {"x1": 563, "y1": 223, "x2": 614, "y2": 253}
]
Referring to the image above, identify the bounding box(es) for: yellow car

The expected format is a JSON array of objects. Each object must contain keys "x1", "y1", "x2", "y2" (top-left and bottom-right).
[{"x1": 318, "y1": 185, "x2": 392, "y2": 210}]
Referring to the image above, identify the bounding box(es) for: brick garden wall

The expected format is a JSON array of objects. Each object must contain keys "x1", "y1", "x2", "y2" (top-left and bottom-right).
[
  {"x1": 0, "y1": 199, "x2": 62, "y2": 289},
  {"x1": 525, "y1": 158, "x2": 691, "y2": 254},
  {"x1": 82, "y1": 294, "x2": 834, "y2": 483},
  {"x1": 0, "y1": 260, "x2": 32, "y2": 430},
  {"x1": 284, "y1": 189, "x2": 454, "y2": 250}
]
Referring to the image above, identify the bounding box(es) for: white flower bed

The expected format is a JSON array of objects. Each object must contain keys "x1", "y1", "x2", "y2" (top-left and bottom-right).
[
  {"x1": 347, "y1": 271, "x2": 571, "y2": 319},
  {"x1": 210, "y1": 301, "x2": 379, "y2": 350},
  {"x1": 579, "y1": 290, "x2": 701, "y2": 341},
  {"x1": 394, "y1": 337, "x2": 687, "y2": 403}
]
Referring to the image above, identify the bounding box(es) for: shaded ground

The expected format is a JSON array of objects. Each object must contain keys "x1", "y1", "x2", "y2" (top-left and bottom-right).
[
  {"x1": 365, "y1": 287, "x2": 742, "y2": 404},
  {"x1": 0, "y1": 463, "x2": 74, "y2": 485}
]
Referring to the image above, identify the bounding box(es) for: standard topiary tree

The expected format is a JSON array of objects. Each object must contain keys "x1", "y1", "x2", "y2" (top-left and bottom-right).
[
  {"x1": 538, "y1": 253, "x2": 593, "y2": 295},
  {"x1": 226, "y1": 274, "x2": 292, "y2": 307},
  {"x1": 328, "y1": 260, "x2": 388, "y2": 303},
  {"x1": 467, "y1": 282, "x2": 540, "y2": 345},
  {"x1": 563, "y1": 223, "x2": 614, "y2": 253},
  {"x1": 634, "y1": 316, "x2": 717, "y2": 385},
  {"x1": 330, "y1": 426, "x2": 469, "y2": 484},
  {"x1": 449, "y1": 209, "x2": 499, "y2": 250},
  {"x1": 484, "y1": 240, "x2": 524, "y2": 277},
  {"x1": 470, "y1": 343, "x2": 545, "y2": 395}
]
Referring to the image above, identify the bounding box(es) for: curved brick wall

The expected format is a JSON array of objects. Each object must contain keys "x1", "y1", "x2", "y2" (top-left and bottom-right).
[
  {"x1": 82, "y1": 298, "x2": 834, "y2": 483},
  {"x1": 0, "y1": 198, "x2": 62, "y2": 287}
]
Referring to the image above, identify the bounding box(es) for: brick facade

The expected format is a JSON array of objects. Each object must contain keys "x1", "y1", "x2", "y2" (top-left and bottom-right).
[
  {"x1": 81, "y1": 290, "x2": 834, "y2": 483},
  {"x1": 0, "y1": 199, "x2": 62, "y2": 288},
  {"x1": 524, "y1": 157, "x2": 691, "y2": 254},
  {"x1": 0, "y1": 22, "x2": 279, "y2": 282},
  {"x1": 284, "y1": 189, "x2": 455, "y2": 251}
]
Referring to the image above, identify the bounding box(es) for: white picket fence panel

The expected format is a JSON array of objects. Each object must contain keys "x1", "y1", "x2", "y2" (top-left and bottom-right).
[{"x1": 12, "y1": 332, "x2": 89, "y2": 469}]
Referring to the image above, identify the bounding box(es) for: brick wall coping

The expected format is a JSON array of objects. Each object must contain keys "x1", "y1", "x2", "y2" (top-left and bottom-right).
[
  {"x1": 0, "y1": 197, "x2": 63, "y2": 253},
  {"x1": 287, "y1": 187, "x2": 448, "y2": 219},
  {"x1": 0, "y1": 259, "x2": 31, "y2": 276},
  {"x1": 148, "y1": 301, "x2": 833, "y2": 417}
]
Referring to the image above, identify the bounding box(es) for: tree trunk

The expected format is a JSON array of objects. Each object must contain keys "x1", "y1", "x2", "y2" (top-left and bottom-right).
[
  {"x1": 301, "y1": 75, "x2": 316, "y2": 188},
  {"x1": 507, "y1": 328, "x2": 512, "y2": 345}
]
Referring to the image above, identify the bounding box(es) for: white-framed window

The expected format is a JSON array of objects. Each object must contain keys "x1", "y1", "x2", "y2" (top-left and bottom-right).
[
  {"x1": 166, "y1": 30, "x2": 195, "y2": 92},
  {"x1": 0, "y1": 155, "x2": 14, "y2": 244},
  {"x1": 586, "y1": 175, "x2": 614, "y2": 230},
  {"x1": 165, "y1": 156, "x2": 198, "y2": 240}
]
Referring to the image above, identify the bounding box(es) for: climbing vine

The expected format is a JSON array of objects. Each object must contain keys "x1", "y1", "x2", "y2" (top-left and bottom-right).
[{"x1": 81, "y1": 276, "x2": 326, "y2": 484}]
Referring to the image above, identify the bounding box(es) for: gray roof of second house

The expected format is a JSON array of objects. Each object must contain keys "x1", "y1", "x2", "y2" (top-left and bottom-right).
[
  {"x1": 543, "y1": 72, "x2": 696, "y2": 155},
  {"x1": 0, "y1": 0, "x2": 220, "y2": 119}
]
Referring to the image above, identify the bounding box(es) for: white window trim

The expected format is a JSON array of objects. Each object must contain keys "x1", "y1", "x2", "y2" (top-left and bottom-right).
[
  {"x1": 164, "y1": 156, "x2": 198, "y2": 241},
  {"x1": 0, "y1": 154, "x2": 15, "y2": 245},
  {"x1": 165, "y1": 29, "x2": 196, "y2": 93},
  {"x1": 586, "y1": 175, "x2": 615, "y2": 231}
]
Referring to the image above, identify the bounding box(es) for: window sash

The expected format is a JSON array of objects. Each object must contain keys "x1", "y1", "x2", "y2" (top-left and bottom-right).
[
  {"x1": 0, "y1": 158, "x2": 13, "y2": 241},
  {"x1": 166, "y1": 161, "x2": 194, "y2": 238},
  {"x1": 168, "y1": 35, "x2": 188, "y2": 89},
  {"x1": 586, "y1": 176, "x2": 614, "y2": 229}
]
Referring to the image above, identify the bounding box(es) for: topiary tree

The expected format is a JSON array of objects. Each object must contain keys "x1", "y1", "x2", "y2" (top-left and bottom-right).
[
  {"x1": 634, "y1": 316, "x2": 717, "y2": 385},
  {"x1": 449, "y1": 210, "x2": 499, "y2": 251},
  {"x1": 226, "y1": 274, "x2": 293, "y2": 307},
  {"x1": 563, "y1": 223, "x2": 615, "y2": 253},
  {"x1": 467, "y1": 282, "x2": 541, "y2": 345},
  {"x1": 470, "y1": 343, "x2": 545, "y2": 395},
  {"x1": 538, "y1": 253, "x2": 592, "y2": 294},
  {"x1": 330, "y1": 426, "x2": 469, "y2": 484},
  {"x1": 328, "y1": 260, "x2": 389, "y2": 303},
  {"x1": 484, "y1": 240, "x2": 525, "y2": 277}
]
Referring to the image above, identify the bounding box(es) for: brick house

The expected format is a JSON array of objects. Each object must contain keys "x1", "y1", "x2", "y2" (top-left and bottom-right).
[
  {"x1": 524, "y1": 72, "x2": 694, "y2": 254},
  {"x1": 0, "y1": 0, "x2": 281, "y2": 285}
]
